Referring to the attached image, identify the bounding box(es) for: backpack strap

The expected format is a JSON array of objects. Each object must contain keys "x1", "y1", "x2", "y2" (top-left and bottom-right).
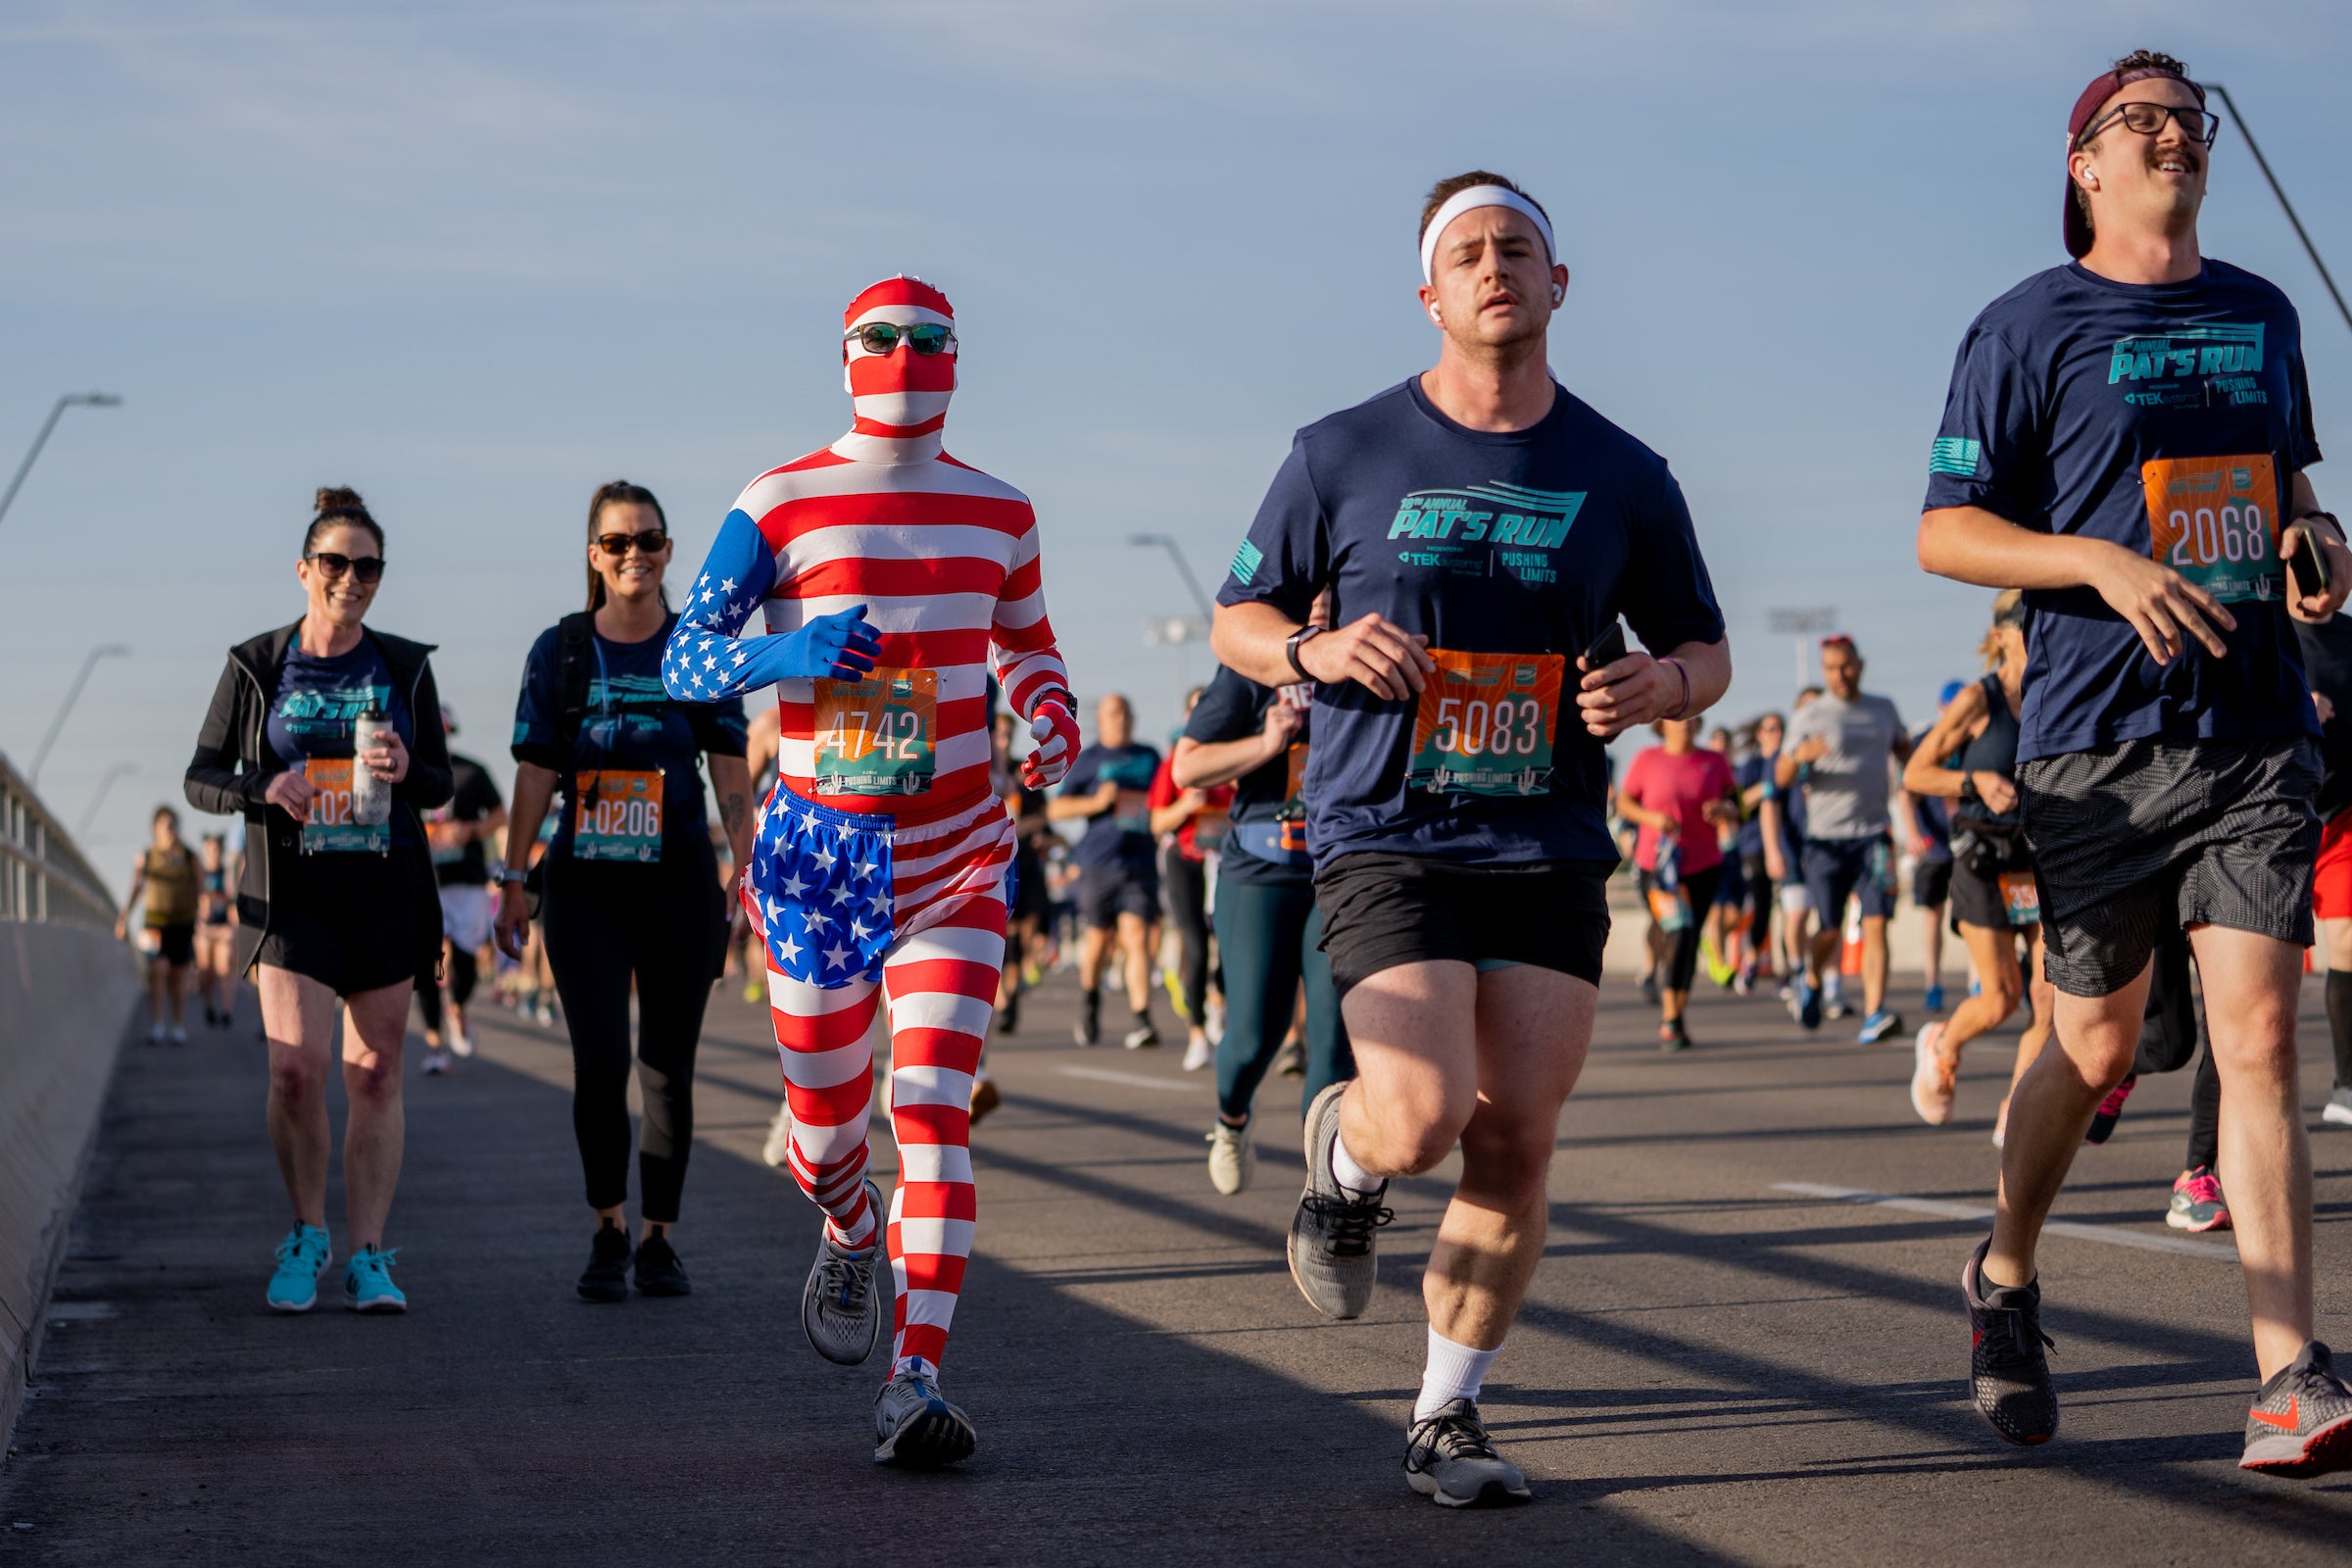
[{"x1": 554, "y1": 612, "x2": 596, "y2": 758}]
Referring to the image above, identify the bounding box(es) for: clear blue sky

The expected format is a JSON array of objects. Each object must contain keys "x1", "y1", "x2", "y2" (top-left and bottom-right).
[{"x1": 5, "y1": 1, "x2": 2347, "y2": 892}]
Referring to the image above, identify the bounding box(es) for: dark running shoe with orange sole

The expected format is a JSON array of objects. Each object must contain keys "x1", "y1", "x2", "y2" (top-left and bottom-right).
[
  {"x1": 2241, "y1": 1341, "x2": 2352, "y2": 1478},
  {"x1": 1964, "y1": 1237, "x2": 2056, "y2": 1446}
]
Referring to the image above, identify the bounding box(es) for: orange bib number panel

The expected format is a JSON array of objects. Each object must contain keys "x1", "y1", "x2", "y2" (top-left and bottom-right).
[
  {"x1": 1406, "y1": 650, "x2": 1565, "y2": 798},
  {"x1": 2143, "y1": 454, "x2": 2283, "y2": 605},
  {"x1": 812, "y1": 667, "x2": 938, "y2": 797},
  {"x1": 573, "y1": 769, "x2": 663, "y2": 862},
  {"x1": 301, "y1": 759, "x2": 387, "y2": 855},
  {"x1": 1997, "y1": 870, "x2": 2041, "y2": 928}
]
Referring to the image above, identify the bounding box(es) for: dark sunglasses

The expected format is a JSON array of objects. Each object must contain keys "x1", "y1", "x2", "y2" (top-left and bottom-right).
[
  {"x1": 2078, "y1": 101, "x2": 2220, "y2": 148},
  {"x1": 844, "y1": 321, "x2": 956, "y2": 357},
  {"x1": 306, "y1": 552, "x2": 384, "y2": 583},
  {"x1": 593, "y1": 530, "x2": 670, "y2": 556}
]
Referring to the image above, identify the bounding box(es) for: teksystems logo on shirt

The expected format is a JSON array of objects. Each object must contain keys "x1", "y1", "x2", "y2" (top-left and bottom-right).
[
  {"x1": 584, "y1": 673, "x2": 670, "y2": 746},
  {"x1": 1389, "y1": 483, "x2": 1587, "y2": 584},
  {"x1": 2108, "y1": 323, "x2": 2268, "y2": 409},
  {"x1": 277, "y1": 684, "x2": 389, "y2": 744}
]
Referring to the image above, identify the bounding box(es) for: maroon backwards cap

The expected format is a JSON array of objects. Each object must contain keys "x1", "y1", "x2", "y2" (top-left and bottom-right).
[{"x1": 2063, "y1": 62, "x2": 2206, "y2": 258}]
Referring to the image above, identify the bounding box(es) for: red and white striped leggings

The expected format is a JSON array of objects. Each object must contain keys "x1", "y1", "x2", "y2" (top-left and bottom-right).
[{"x1": 756, "y1": 796, "x2": 1010, "y2": 1377}]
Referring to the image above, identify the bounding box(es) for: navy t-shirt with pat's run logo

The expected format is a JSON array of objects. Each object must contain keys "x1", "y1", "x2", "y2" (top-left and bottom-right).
[
  {"x1": 1216, "y1": 376, "x2": 1726, "y2": 870},
  {"x1": 512, "y1": 614, "x2": 749, "y2": 863},
  {"x1": 267, "y1": 635, "x2": 417, "y2": 850},
  {"x1": 1923, "y1": 259, "x2": 2324, "y2": 763}
]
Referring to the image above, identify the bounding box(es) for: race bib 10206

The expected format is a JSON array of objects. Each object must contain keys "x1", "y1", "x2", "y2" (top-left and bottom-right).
[
  {"x1": 573, "y1": 769, "x2": 663, "y2": 862},
  {"x1": 2143, "y1": 454, "x2": 2283, "y2": 605},
  {"x1": 301, "y1": 759, "x2": 388, "y2": 855}
]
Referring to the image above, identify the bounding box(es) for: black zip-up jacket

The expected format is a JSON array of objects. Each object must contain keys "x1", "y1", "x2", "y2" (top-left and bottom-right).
[{"x1": 184, "y1": 621, "x2": 453, "y2": 979}]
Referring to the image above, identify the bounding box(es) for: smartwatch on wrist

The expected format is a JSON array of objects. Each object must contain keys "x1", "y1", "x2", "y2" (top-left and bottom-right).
[
  {"x1": 496, "y1": 865, "x2": 527, "y2": 888},
  {"x1": 1285, "y1": 625, "x2": 1325, "y2": 682}
]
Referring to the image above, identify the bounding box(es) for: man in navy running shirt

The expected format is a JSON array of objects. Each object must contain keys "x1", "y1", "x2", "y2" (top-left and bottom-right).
[
  {"x1": 1920, "y1": 51, "x2": 2352, "y2": 1475},
  {"x1": 1212, "y1": 170, "x2": 1728, "y2": 1505}
]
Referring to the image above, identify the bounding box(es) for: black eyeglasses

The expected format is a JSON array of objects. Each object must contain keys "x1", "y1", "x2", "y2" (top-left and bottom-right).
[
  {"x1": 844, "y1": 322, "x2": 956, "y2": 357},
  {"x1": 593, "y1": 530, "x2": 669, "y2": 556},
  {"x1": 306, "y1": 552, "x2": 384, "y2": 583},
  {"x1": 2078, "y1": 101, "x2": 2220, "y2": 148}
]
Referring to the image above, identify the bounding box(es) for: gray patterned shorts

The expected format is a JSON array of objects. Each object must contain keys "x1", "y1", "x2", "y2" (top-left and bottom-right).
[{"x1": 2015, "y1": 736, "x2": 2319, "y2": 999}]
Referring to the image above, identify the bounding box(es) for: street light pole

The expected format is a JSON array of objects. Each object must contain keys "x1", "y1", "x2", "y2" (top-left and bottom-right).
[
  {"x1": 0, "y1": 393, "x2": 123, "y2": 533},
  {"x1": 76, "y1": 761, "x2": 137, "y2": 841},
  {"x1": 2203, "y1": 83, "x2": 2352, "y2": 339},
  {"x1": 30, "y1": 642, "x2": 132, "y2": 789},
  {"x1": 1126, "y1": 533, "x2": 1216, "y2": 620}
]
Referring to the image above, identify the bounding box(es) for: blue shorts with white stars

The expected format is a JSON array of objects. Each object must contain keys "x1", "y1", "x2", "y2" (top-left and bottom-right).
[{"x1": 748, "y1": 785, "x2": 896, "y2": 989}]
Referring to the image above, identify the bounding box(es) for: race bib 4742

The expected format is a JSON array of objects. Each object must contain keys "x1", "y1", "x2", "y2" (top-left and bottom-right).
[
  {"x1": 2143, "y1": 454, "x2": 2283, "y2": 604},
  {"x1": 813, "y1": 667, "x2": 938, "y2": 796},
  {"x1": 1406, "y1": 649, "x2": 1564, "y2": 798}
]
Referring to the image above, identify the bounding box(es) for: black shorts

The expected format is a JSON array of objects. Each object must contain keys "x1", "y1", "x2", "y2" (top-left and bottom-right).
[
  {"x1": 1948, "y1": 859, "x2": 2036, "y2": 932},
  {"x1": 256, "y1": 844, "x2": 437, "y2": 998},
  {"x1": 1011, "y1": 844, "x2": 1054, "y2": 923},
  {"x1": 2018, "y1": 736, "x2": 2319, "y2": 999},
  {"x1": 1912, "y1": 856, "x2": 1953, "y2": 909},
  {"x1": 1078, "y1": 862, "x2": 1159, "y2": 930},
  {"x1": 147, "y1": 923, "x2": 196, "y2": 966},
  {"x1": 1312, "y1": 852, "x2": 1613, "y2": 997}
]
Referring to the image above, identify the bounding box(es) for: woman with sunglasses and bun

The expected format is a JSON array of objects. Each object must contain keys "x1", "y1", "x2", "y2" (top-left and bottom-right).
[
  {"x1": 495, "y1": 481, "x2": 753, "y2": 1303},
  {"x1": 185, "y1": 487, "x2": 453, "y2": 1315}
]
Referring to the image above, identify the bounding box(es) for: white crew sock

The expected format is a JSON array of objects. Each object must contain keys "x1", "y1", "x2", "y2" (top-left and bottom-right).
[
  {"x1": 1415, "y1": 1327, "x2": 1499, "y2": 1422},
  {"x1": 1329, "y1": 1125, "x2": 1382, "y2": 1197}
]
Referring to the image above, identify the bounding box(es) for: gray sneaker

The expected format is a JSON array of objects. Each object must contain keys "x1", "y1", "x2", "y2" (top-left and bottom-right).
[
  {"x1": 801, "y1": 1178, "x2": 885, "y2": 1366},
  {"x1": 2324, "y1": 1087, "x2": 2352, "y2": 1128},
  {"x1": 1207, "y1": 1119, "x2": 1254, "y2": 1196},
  {"x1": 1404, "y1": 1398, "x2": 1531, "y2": 1507},
  {"x1": 873, "y1": 1366, "x2": 977, "y2": 1467},
  {"x1": 1288, "y1": 1080, "x2": 1390, "y2": 1319}
]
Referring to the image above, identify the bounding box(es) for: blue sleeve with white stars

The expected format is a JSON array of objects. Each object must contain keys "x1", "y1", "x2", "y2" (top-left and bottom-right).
[{"x1": 661, "y1": 509, "x2": 787, "y2": 704}]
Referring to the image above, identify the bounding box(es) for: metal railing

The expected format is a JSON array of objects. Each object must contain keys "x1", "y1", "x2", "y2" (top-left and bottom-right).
[{"x1": 0, "y1": 750, "x2": 117, "y2": 927}]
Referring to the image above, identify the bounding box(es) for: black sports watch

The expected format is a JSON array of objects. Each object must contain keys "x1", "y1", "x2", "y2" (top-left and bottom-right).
[{"x1": 1285, "y1": 624, "x2": 1325, "y2": 683}]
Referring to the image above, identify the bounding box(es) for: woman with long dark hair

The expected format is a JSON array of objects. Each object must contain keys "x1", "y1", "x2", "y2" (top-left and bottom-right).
[
  {"x1": 494, "y1": 480, "x2": 752, "y2": 1301},
  {"x1": 185, "y1": 487, "x2": 452, "y2": 1313}
]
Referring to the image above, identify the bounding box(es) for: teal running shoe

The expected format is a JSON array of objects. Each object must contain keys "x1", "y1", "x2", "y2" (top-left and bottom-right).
[
  {"x1": 267, "y1": 1224, "x2": 333, "y2": 1313},
  {"x1": 343, "y1": 1245, "x2": 408, "y2": 1313}
]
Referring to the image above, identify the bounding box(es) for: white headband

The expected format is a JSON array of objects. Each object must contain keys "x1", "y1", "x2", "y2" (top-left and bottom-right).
[{"x1": 1418, "y1": 184, "x2": 1557, "y2": 285}]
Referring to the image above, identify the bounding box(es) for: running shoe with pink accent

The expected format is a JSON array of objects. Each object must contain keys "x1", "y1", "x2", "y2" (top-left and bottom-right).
[
  {"x1": 1911, "y1": 1022, "x2": 1956, "y2": 1126},
  {"x1": 2167, "y1": 1165, "x2": 2231, "y2": 1233},
  {"x1": 2083, "y1": 1073, "x2": 2135, "y2": 1144}
]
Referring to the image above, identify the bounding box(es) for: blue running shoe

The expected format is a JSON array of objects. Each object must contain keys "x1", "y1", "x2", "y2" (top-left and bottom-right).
[
  {"x1": 268, "y1": 1224, "x2": 332, "y2": 1313},
  {"x1": 343, "y1": 1245, "x2": 408, "y2": 1313},
  {"x1": 1924, "y1": 984, "x2": 1946, "y2": 1015},
  {"x1": 1858, "y1": 1008, "x2": 1904, "y2": 1045},
  {"x1": 1791, "y1": 979, "x2": 1823, "y2": 1031}
]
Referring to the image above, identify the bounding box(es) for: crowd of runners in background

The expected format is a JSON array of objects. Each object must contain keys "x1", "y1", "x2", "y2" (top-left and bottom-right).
[{"x1": 112, "y1": 44, "x2": 2352, "y2": 1501}]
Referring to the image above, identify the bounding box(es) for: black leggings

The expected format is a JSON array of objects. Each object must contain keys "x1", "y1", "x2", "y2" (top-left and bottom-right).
[
  {"x1": 2137, "y1": 928, "x2": 2224, "y2": 1172},
  {"x1": 1653, "y1": 862, "x2": 1726, "y2": 994},
  {"x1": 413, "y1": 946, "x2": 480, "y2": 1033},
  {"x1": 1163, "y1": 850, "x2": 1213, "y2": 1026},
  {"x1": 542, "y1": 843, "x2": 727, "y2": 1224}
]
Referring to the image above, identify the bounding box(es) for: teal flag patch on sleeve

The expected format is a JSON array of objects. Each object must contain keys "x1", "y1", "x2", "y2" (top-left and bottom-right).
[
  {"x1": 1229, "y1": 538, "x2": 1263, "y2": 586},
  {"x1": 1928, "y1": 437, "x2": 1983, "y2": 478}
]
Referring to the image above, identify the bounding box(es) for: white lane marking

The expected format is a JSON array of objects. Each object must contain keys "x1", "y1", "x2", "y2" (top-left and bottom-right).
[
  {"x1": 1772, "y1": 1182, "x2": 2238, "y2": 1260},
  {"x1": 1054, "y1": 1065, "x2": 1207, "y2": 1095}
]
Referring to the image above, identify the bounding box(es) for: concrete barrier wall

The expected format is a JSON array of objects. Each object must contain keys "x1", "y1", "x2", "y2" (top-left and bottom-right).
[{"x1": 0, "y1": 923, "x2": 138, "y2": 1449}]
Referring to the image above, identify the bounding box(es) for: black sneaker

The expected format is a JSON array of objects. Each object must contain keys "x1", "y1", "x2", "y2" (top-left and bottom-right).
[
  {"x1": 1074, "y1": 990, "x2": 1101, "y2": 1048},
  {"x1": 2240, "y1": 1341, "x2": 2352, "y2": 1477},
  {"x1": 1122, "y1": 1015, "x2": 1160, "y2": 1050},
  {"x1": 576, "y1": 1223, "x2": 631, "y2": 1303},
  {"x1": 995, "y1": 991, "x2": 1020, "y2": 1036},
  {"x1": 1403, "y1": 1398, "x2": 1531, "y2": 1507},
  {"x1": 2083, "y1": 1074, "x2": 2136, "y2": 1145},
  {"x1": 1963, "y1": 1237, "x2": 2056, "y2": 1445},
  {"x1": 633, "y1": 1234, "x2": 691, "y2": 1297}
]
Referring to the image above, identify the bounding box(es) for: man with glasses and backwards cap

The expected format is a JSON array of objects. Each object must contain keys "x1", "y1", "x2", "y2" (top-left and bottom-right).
[
  {"x1": 663, "y1": 274, "x2": 1079, "y2": 1468},
  {"x1": 1213, "y1": 172, "x2": 1729, "y2": 1505},
  {"x1": 1919, "y1": 50, "x2": 2352, "y2": 1474}
]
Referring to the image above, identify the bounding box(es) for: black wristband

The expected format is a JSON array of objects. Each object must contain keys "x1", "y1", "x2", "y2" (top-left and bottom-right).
[{"x1": 1285, "y1": 625, "x2": 1324, "y2": 682}]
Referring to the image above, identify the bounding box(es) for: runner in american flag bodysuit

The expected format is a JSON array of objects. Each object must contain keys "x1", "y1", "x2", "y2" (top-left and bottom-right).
[{"x1": 662, "y1": 275, "x2": 1078, "y2": 1466}]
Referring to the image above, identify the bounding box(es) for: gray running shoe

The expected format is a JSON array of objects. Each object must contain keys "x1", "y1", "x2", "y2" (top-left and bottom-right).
[
  {"x1": 1206, "y1": 1119, "x2": 1254, "y2": 1196},
  {"x1": 801, "y1": 1178, "x2": 885, "y2": 1366},
  {"x1": 873, "y1": 1367, "x2": 977, "y2": 1467},
  {"x1": 1288, "y1": 1080, "x2": 1391, "y2": 1319},
  {"x1": 2240, "y1": 1340, "x2": 2352, "y2": 1477},
  {"x1": 1404, "y1": 1398, "x2": 1531, "y2": 1507}
]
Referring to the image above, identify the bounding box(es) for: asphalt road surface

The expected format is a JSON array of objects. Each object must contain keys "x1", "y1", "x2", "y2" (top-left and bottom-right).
[{"x1": 5, "y1": 963, "x2": 2351, "y2": 1565}]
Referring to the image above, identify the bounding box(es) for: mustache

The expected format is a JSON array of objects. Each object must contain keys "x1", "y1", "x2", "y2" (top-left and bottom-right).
[{"x1": 2146, "y1": 142, "x2": 2204, "y2": 173}]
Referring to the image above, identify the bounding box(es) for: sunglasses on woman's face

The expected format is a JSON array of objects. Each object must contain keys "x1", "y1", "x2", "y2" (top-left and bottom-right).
[
  {"x1": 594, "y1": 530, "x2": 669, "y2": 556},
  {"x1": 306, "y1": 552, "x2": 384, "y2": 584}
]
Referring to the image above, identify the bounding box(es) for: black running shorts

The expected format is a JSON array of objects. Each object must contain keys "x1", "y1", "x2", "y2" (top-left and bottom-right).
[
  {"x1": 147, "y1": 922, "x2": 196, "y2": 966},
  {"x1": 1077, "y1": 862, "x2": 1159, "y2": 930},
  {"x1": 256, "y1": 843, "x2": 436, "y2": 998},
  {"x1": 2017, "y1": 736, "x2": 2319, "y2": 999},
  {"x1": 1312, "y1": 852, "x2": 1613, "y2": 996}
]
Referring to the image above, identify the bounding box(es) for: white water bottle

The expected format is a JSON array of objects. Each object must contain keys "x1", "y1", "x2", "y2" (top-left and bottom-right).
[{"x1": 350, "y1": 709, "x2": 393, "y2": 828}]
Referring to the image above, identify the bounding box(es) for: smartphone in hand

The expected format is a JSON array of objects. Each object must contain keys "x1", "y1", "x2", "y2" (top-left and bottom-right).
[
  {"x1": 1581, "y1": 619, "x2": 1629, "y2": 670},
  {"x1": 2291, "y1": 523, "x2": 2332, "y2": 600}
]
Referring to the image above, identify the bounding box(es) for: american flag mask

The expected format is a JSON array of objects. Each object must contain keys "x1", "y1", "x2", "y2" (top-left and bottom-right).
[{"x1": 841, "y1": 274, "x2": 956, "y2": 439}]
